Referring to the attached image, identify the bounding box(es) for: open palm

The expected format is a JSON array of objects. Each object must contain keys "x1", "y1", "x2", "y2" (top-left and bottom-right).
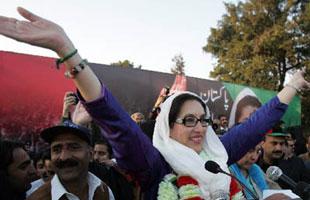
[{"x1": 0, "y1": 7, "x2": 71, "y2": 53}]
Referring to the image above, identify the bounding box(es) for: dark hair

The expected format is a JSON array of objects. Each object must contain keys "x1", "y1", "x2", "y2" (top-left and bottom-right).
[
  {"x1": 0, "y1": 140, "x2": 24, "y2": 173},
  {"x1": 32, "y1": 151, "x2": 43, "y2": 169},
  {"x1": 169, "y1": 93, "x2": 206, "y2": 128},
  {"x1": 94, "y1": 139, "x2": 113, "y2": 159},
  {"x1": 218, "y1": 114, "x2": 227, "y2": 120},
  {"x1": 0, "y1": 140, "x2": 28, "y2": 199},
  {"x1": 31, "y1": 149, "x2": 50, "y2": 170},
  {"x1": 235, "y1": 95, "x2": 261, "y2": 124},
  {"x1": 42, "y1": 148, "x2": 51, "y2": 163},
  {"x1": 302, "y1": 127, "x2": 310, "y2": 140}
]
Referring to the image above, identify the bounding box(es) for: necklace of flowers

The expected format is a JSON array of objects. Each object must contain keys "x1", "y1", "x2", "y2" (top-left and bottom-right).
[
  {"x1": 157, "y1": 173, "x2": 203, "y2": 200},
  {"x1": 157, "y1": 173, "x2": 245, "y2": 200}
]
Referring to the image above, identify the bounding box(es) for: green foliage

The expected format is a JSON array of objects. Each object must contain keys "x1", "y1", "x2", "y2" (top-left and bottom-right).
[
  {"x1": 171, "y1": 54, "x2": 185, "y2": 75},
  {"x1": 204, "y1": 0, "x2": 310, "y2": 91},
  {"x1": 204, "y1": 0, "x2": 310, "y2": 127},
  {"x1": 110, "y1": 60, "x2": 135, "y2": 68}
]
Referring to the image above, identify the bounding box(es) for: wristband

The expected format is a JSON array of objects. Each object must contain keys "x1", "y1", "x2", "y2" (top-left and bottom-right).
[
  {"x1": 64, "y1": 59, "x2": 88, "y2": 79},
  {"x1": 56, "y1": 49, "x2": 78, "y2": 69}
]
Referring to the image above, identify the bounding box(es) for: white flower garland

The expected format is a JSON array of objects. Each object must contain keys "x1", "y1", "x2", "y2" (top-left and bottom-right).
[
  {"x1": 157, "y1": 173, "x2": 204, "y2": 200},
  {"x1": 157, "y1": 173, "x2": 245, "y2": 200},
  {"x1": 157, "y1": 174, "x2": 178, "y2": 200}
]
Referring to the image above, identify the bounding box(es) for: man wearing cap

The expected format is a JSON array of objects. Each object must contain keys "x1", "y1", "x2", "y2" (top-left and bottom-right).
[
  {"x1": 27, "y1": 120, "x2": 114, "y2": 200},
  {"x1": 258, "y1": 129, "x2": 310, "y2": 189}
]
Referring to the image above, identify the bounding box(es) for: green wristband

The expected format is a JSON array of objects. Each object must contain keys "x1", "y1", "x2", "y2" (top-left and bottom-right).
[{"x1": 56, "y1": 49, "x2": 78, "y2": 69}]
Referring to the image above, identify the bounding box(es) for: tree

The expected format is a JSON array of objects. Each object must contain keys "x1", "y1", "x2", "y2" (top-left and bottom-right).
[
  {"x1": 204, "y1": 0, "x2": 310, "y2": 127},
  {"x1": 110, "y1": 60, "x2": 134, "y2": 68},
  {"x1": 204, "y1": 0, "x2": 309, "y2": 91},
  {"x1": 171, "y1": 54, "x2": 185, "y2": 75}
]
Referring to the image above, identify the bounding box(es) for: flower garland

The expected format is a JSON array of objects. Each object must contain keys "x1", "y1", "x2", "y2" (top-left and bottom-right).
[
  {"x1": 158, "y1": 173, "x2": 203, "y2": 200},
  {"x1": 157, "y1": 174, "x2": 178, "y2": 200},
  {"x1": 157, "y1": 173, "x2": 244, "y2": 200}
]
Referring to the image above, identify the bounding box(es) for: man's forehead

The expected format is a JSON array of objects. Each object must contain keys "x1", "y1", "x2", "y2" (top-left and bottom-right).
[
  {"x1": 266, "y1": 136, "x2": 286, "y2": 142},
  {"x1": 51, "y1": 132, "x2": 86, "y2": 146},
  {"x1": 11, "y1": 148, "x2": 30, "y2": 166},
  {"x1": 94, "y1": 144, "x2": 108, "y2": 150},
  {"x1": 95, "y1": 143, "x2": 107, "y2": 148}
]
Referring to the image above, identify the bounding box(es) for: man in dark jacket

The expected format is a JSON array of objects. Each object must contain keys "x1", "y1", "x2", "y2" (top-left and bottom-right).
[
  {"x1": 258, "y1": 130, "x2": 310, "y2": 189},
  {"x1": 91, "y1": 139, "x2": 135, "y2": 200}
]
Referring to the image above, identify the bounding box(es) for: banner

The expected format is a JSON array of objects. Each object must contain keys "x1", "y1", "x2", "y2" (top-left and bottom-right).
[{"x1": 0, "y1": 51, "x2": 300, "y2": 141}]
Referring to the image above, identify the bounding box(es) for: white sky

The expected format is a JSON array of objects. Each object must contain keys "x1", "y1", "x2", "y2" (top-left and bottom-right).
[{"x1": 1, "y1": 0, "x2": 239, "y2": 79}]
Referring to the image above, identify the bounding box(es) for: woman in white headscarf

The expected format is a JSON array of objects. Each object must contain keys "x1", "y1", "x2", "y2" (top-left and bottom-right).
[
  {"x1": 228, "y1": 88, "x2": 260, "y2": 128},
  {"x1": 0, "y1": 7, "x2": 306, "y2": 200},
  {"x1": 153, "y1": 92, "x2": 238, "y2": 199}
]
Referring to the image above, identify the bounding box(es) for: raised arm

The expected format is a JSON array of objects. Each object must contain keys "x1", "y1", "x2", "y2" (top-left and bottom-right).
[
  {"x1": 221, "y1": 71, "x2": 310, "y2": 165},
  {"x1": 0, "y1": 7, "x2": 167, "y2": 186},
  {"x1": 0, "y1": 7, "x2": 100, "y2": 101}
]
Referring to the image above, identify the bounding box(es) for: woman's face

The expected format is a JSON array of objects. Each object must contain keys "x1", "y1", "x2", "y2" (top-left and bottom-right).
[
  {"x1": 237, "y1": 144, "x2": 262, "y2": 170},
  {"x1": 170, "y1": 100, "x2": 207, "y2": 153},
  {"x1": 237, "y1": 105, "x2": 258, "y2": 123}
]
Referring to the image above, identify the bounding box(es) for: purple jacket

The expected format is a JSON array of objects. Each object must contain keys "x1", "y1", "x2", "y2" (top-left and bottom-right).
[{"x1": 82, "y1": 86, "x2": 288, "y2": 200}]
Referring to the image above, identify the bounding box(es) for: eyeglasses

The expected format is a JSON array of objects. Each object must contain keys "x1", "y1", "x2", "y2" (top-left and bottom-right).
[{"x1": 175, "y1": 115, "x2": 212, "y2": 127}]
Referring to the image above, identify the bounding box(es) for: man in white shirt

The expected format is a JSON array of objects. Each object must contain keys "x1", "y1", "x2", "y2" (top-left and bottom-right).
[{"x1": 27, "y1": 120, "x2": 114, "y2": 200}]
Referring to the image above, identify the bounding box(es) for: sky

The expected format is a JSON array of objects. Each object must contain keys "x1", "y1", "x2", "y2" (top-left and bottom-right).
[{"x1": 1, "y1": 0, "x2": 240, "y2": 80}]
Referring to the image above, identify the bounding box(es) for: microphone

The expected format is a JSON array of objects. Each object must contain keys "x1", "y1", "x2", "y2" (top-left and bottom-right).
[
  {"x1": 205, "y1": 160, "x2": 258, "y2": 200},
  {"x1": 267, "y1": 166, "x2": 310, "y2": 199},
  {"x1": 266, "y1": 166, "x2": 297, "y2": 188},
  {"x1": 210, "y1": 189, "x2": 230, "y2": 200},
  {"x1": 205, "y1": 160, "x2": 223, "y2": 174}
]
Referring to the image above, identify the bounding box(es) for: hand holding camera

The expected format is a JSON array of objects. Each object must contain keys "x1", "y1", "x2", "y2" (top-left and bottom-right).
[
  {"x1": 67, "y1": 93, "x2": 79, "y2": 105},
  {"x1": 62, "y1": 91, "x2": 79, "y2": 118}
]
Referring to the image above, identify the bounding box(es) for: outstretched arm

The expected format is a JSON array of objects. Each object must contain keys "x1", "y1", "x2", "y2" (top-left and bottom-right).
[
  {"x1": 0, "y1": 7, "x2": 100, "y2": 101},
  {"x1": 0, "y1": 7, "x2": 167, "y2": 186},
  {"x1": 222, "y1": 70, "x2": 310, "y2": 165}
]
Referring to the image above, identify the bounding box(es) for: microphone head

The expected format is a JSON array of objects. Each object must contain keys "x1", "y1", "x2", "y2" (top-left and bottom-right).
[
  {"x1": 266, "y1": 166, "x2": 283, "y2": 181},
  {"x1": 210, "y1": 189, "x2": 229, "y2": 200},
  {"x1": 205, "y1": 160, "x2": 221, "y2": 174}
]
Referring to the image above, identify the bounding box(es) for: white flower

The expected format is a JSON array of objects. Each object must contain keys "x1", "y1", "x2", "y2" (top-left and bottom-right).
[{"x1": 157, "y1": 180, "x2": 178, "y2": 200}]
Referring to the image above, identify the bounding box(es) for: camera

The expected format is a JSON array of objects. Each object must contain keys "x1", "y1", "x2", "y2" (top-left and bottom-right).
[{"x1": 68, "y1": 93, "x2": 79, "y2": 105}]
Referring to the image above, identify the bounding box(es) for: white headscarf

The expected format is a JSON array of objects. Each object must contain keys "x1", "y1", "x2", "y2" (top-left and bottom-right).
[
  {"x1": 153, "y1": 91, "x2": 231, "y2": 199},
  {"x1": 228, "y1": 88, "x2": 257, "y2": 128}
]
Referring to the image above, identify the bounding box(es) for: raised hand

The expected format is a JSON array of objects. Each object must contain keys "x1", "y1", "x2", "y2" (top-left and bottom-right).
[
  {"x1": 0, "y1": 7, "x2": 102, "y2": 102},
  {"x1": 287, "y1": 70, "x2": 310, "y2": 92},
  {"x1": 72, "y1": 102, "x2": 92, "y2": 126},
  {"x1": 0, "y1": 7, "x2": 74, "y2": 56},
  {"x1": 62, "y1": 92, "x2": 78, "y2": 118},
  {"x1": 278, "y1": 70, "x2": 310, "y2": 104}
]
